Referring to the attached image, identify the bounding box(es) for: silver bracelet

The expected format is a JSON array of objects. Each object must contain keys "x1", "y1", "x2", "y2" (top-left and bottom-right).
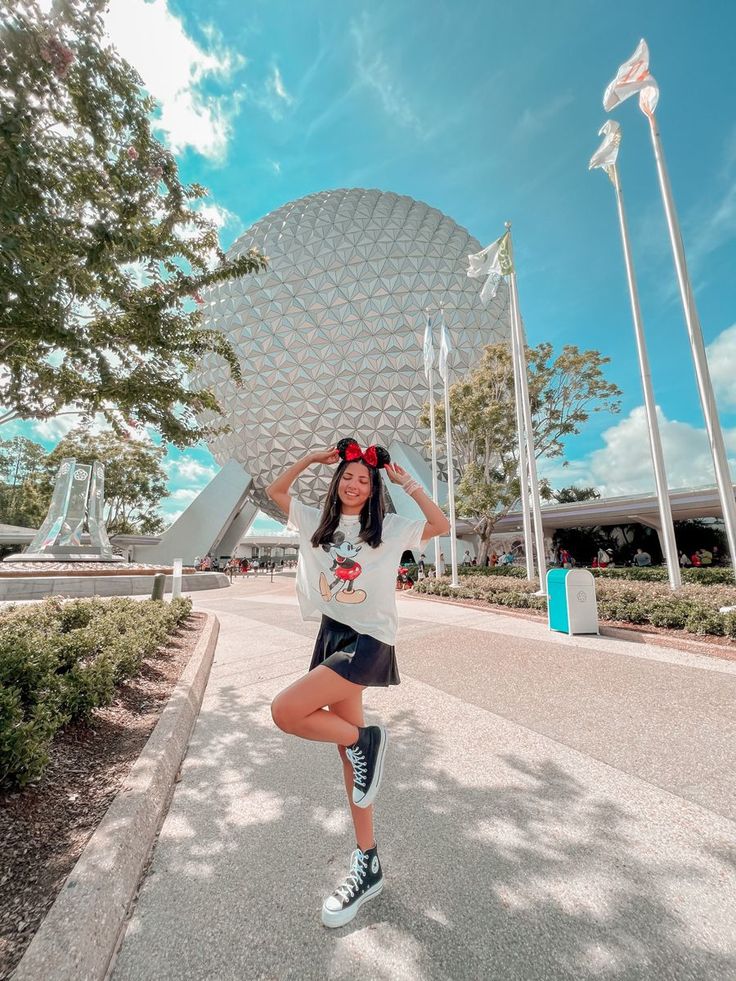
[{"x1": 403, "y1": 478, "x2": 422, "y2": 496}]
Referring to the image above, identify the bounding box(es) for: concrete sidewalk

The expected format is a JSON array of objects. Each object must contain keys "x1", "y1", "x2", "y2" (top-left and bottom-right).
[{"x1": 112, "y1": 579, "x2": 736, "y2": 980}]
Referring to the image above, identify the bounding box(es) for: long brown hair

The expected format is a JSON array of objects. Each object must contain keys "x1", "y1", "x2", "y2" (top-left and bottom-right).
[{"x1": 310, "y1": 461, "x2": 387, "y2": 549}]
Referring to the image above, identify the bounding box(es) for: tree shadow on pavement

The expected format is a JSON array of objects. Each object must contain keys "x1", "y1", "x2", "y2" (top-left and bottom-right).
[{"x1": 114, "y1": 680, "x2": 736, "y2": 981}]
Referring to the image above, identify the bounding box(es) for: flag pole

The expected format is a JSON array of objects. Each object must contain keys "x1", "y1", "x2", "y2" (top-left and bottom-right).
[
  {"x1": 646, "y1": 114, "x2": 736, "y2": 580},
  {"x1": 607, "y1": 159, "x2": 681, "y2": 588},
  {"x1": 505, "y1": 223, "x2": 546, "y2": 587},
  {"x1": 425, "y1": 310, "x2": 441, "y2": 567},
  {"x1": 509, "y1": 306, "x2": 534, "y2": 579},
  {"x1": 440, "y1": 308, "x2": 460, "y2": 587}
]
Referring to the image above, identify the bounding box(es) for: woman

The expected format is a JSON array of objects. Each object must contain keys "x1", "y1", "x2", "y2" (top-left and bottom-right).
[{"x1": 267, "y1": 438, "x2": 449, "y2": 928}]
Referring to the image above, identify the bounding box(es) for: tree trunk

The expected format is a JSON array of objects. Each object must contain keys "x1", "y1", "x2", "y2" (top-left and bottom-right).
[{"x1": 475, "y1": 515, "x2": 496, "y2": 565}]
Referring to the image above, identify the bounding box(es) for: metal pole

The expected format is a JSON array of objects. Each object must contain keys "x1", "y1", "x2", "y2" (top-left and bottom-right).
[
  {"x1": 647, "y1": 115, "x2": 736, "y2": 579},
  {"x1": 441, "y1": 315, "x2": 460, "y2": 588},
  {"x1": 172, "y1": 557, "x2": 183, "y2": 598},
  {"x1": 428, "y1": 364, "x2": 440, "y2": 567},
  {"x1": 610, "y1": 161, "x2": 681, "y2": 588},
  {"x1": 507, "y1": 260, "x2": 547, "y2": 588},
  {"x1": 508, "y1": 281, "x2": 535, "y2": 580}
]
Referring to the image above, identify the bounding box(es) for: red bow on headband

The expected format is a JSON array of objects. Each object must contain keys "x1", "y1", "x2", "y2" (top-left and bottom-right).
[{"x1": 344, "y1": 442, "x2": 379, "y2": 468}]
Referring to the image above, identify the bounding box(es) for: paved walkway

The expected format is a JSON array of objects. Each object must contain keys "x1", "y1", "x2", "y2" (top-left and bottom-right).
[{"x1": 112, "y1": 577, "x2": 736, "y2": 980}]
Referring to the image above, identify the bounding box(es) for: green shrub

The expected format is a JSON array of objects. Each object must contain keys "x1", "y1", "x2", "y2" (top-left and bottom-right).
[
  {"x1": 0, "y1": 686, "x2": 60, "y2": 787},
  {"x1": 685, "y1": 606, "x2": 726, "y2": 636},
  {"x1": 457, "y1": 564, "x2": 528, "y2": 578},
  {"x1": 590, "y1": 566, "x2": 734, "y2": 585},
  {"x1": 0, "y1": 596, "x2": 192, "y2": 788},
  {"x1": 415, "y1": 568, "x2": 736, "y2": 640},
  {"x1": 451, "y1": 563, "x2": 729, "y2": 584},
  {"x1": 647, "y1": 601, "x2": 689, "y2": 630}
]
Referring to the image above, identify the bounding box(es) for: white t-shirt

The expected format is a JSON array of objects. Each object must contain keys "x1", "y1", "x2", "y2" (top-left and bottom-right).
[{"x1": 287, "y1": 498, "x2": 426, "y2": 645}]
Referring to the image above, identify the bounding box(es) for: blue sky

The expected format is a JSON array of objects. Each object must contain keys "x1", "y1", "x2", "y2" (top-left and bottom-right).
[{"x1": 16, "y1": 0, "x2": 736, "y2": 533}]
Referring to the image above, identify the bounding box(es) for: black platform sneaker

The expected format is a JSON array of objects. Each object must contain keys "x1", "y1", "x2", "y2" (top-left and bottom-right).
[
  {"x1": 321, "y1": 845, "x2": 383, "y2": 928},
  {"x1": 346, "y1": 725, "x2": 387, "y2": 808}
]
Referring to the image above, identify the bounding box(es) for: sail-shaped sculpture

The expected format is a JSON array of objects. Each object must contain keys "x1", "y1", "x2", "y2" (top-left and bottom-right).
[{"x1": 4, "y1": 458, "x2": 123, "y2": 562}]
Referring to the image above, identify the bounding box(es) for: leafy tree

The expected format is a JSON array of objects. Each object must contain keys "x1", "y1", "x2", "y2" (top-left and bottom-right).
[
  {"x1": 0, "y1": 436, "x2": 49, "y2": 527},
  {"x1": 554, "y1": 485, "x2": 601, "y2": 504},
  {"x1": 43, "y1": 425, "x2": 169, "y2": 534},
  {"x1": 421, "y1": 342, "x2": 621, "y2": 562},
  {"x1": 1, "y1": 0, "x2": 266, "y2": 445}
]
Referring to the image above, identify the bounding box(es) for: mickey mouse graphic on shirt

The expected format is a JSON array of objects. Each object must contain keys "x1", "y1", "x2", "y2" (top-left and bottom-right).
[{"x1": 319, "y1": 531, "x2": 366, "y2": 605}]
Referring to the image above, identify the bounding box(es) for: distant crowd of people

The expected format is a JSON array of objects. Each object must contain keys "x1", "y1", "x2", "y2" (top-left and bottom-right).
[
  {"x1": 193, "y1": 555, "x2": 298, "y2": 578},
  {"x1": 548, "y1": 544, "x2": 726, "y2": 570},
  {"x1": 193, "y1": 544, "x2": 727, "y2": 581}
]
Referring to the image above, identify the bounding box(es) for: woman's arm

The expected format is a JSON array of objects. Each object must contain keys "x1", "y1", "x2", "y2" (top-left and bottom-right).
[
  {"x1": 385, "y1": 463, "x2": 450, "y2": 539},
  {"x1": 266, "y1": 447, "x2": 339, "y2": 516}
]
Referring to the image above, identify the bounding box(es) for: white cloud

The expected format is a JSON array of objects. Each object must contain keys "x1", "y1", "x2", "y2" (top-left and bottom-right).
[
  {"x1": 707, "y1": 323, "x2": 736, "y2": 408},
  {"x1": 175, "y1": 200, "x2": 242, "y2": 267},
  {"x1": 349, "y1": 15, "x2": 425, "y2": 137},
  {"x1": 103, "y1": 0, "x2": 245, "y2": 161},
  {"x1": 167, "y1": 458, "x2": 217, "y2": 483},
  {"x1": 686, "y1": 181, "x2": 736, "y2": 272},
  {"x1": 170, "y1": 487, "x2": 198, "y2": 502},
  {"x1": 637, "y1": 131, "x2": 736, "y2": 301},
  {"x1": 542, "y1": 405, "x2": 736, "y2": 498},
  {"x1": 195, "y1": 202, "x2": 239, "y2": 232},
  {"x1": 268, "y1": 65, "x2": 293, "y2": 105},
  {"x1": 28, "y1": 411, "x2": 152, "y2": 447},
  {"x1": 512, "y1": 93, "x2": 573, "y2": 143},
  {"x1": 30, "y1": 414, "x2": 80, "y2": 444},
  {"x1": 269, "y1": 160, "x2": 282, "y2": 176},
  {"x1": 249, "y1": 63, "x2": 294, "y2": 121}
]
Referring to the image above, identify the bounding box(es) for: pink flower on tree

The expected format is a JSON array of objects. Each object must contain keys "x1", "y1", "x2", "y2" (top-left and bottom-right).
[
  {"x1": 40, "y1": 37, "x2": 75, "y2": 78},
  {"x1": 127, "y1": 146, "x2": 139, "y2": 161},
  {"x1": 193, "y1": 292, "x2": 204, "y2": 305}
]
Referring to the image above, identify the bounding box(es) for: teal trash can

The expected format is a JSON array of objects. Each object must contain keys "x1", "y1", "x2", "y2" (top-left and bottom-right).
[{"x1": 546, "y1": 568, "x2": 599, "y2": 635}]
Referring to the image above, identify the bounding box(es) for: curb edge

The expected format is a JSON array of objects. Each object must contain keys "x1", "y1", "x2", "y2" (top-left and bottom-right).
[
  {"x1": 404, "y1": 591, "x2": 735, "y2": 660},
  {"x1": 14, "y1": 612, "x2": 220, "y2": 981}
]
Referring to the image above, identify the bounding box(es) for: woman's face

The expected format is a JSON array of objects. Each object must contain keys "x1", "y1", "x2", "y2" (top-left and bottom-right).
[{"x1": 338, "y1": 462, "x2": 372, "y2": 513}]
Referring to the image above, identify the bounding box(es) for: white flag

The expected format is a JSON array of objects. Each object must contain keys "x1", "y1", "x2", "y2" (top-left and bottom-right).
[
  {"x1": 638, "y1": 78, "x2": 659, "y2": 118},
  {"x1": 422, "y1": 313, "x2": 434, "y2": 379},
  {"x1": 438, "y1": 315, "x2": 451, "y2": 383},
  {"x1": 589, "y1": 119, "x2": 622, "y2": 179},
  {"x1": 603, "y1": 39, "x2": 658, "y2": 116},
  {"x1": 467, "y1": 230, "x2": 513, "y2": 303}
]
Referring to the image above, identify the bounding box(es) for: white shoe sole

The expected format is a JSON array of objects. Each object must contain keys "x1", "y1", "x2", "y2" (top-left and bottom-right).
[
  {"x1": 353, "y1": 726, "x2": 387, "y2": 808},
  {"x1": 321, "y1": 879, "x2": 383, "y2": 928}
]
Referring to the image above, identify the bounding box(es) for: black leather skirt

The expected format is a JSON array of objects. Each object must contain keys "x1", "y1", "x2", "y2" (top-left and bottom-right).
[{"x1": 309, "y1": 615, "x2": 401, "y2": 687}]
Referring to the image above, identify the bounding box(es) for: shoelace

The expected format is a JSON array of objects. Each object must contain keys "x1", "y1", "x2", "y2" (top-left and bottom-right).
[
  {"x1": 334, "y1": 849, "x2": 368, "y2": 903},
  {"x1": 346, "y1": 744, "x2": 367, "y2": 789}
]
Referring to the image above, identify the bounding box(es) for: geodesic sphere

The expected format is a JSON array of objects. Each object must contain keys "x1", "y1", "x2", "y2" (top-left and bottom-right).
[{"x1": 194, "y1": 188, "x2": 510, "y2": 519}]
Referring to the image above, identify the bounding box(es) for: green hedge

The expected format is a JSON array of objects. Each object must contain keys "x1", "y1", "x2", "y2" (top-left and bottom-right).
[
  {"x1": 407, "y1": 563, "x2": 527, "y2": 580},
  {"x1": 444, "y1": 563, "x2": 734, "y2": 585},
  {"x1": 457, "y1": 564, "x2": 527, "y2": 578},
  {"x1": 413, "y1": 573, "x2": 736, "y2": 639},
  {"x1": 0, "y1": 596, "x2": 192, "y2": 788},
  {"x1": 590, "y1": 566, "x2": 734, "y2": 585}
]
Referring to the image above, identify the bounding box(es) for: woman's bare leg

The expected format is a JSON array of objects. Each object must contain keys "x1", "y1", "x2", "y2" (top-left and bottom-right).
[
  {"x1": 271, "y1": 666, "x2": 364, "y2": 745},
  {"x1": 328, "y1": 693, "x2": 375, "y2": 852}
]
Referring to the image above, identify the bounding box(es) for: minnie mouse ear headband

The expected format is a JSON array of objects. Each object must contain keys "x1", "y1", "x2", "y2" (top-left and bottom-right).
[{"x1": 336, "y1": 437, "x2": 390, "y2": 470}]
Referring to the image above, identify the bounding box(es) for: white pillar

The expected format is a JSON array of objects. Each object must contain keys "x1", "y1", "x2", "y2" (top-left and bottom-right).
[{"x1": 647, "y1": 115, "x2": 736, "y2": 581}]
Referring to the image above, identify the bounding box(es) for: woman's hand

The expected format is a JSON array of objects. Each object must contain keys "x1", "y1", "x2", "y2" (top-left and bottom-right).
[
  {"x1": 384, "y1": 462, "x2": 410, "y2": 486},
  {"x1": 309, "y1": 447, "x2": 340, "y2": 466}
]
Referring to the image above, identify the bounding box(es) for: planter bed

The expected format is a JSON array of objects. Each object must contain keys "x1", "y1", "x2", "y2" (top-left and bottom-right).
[
  {"x1": 407, "y1": 591, "x2": 736, "y2": 661},
  {"x1": 411, "y1": 574, "x2": 736, "y2": 659},
  {"x1": 0, "y1": 607, "x2": 207, "y2": 980}
]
